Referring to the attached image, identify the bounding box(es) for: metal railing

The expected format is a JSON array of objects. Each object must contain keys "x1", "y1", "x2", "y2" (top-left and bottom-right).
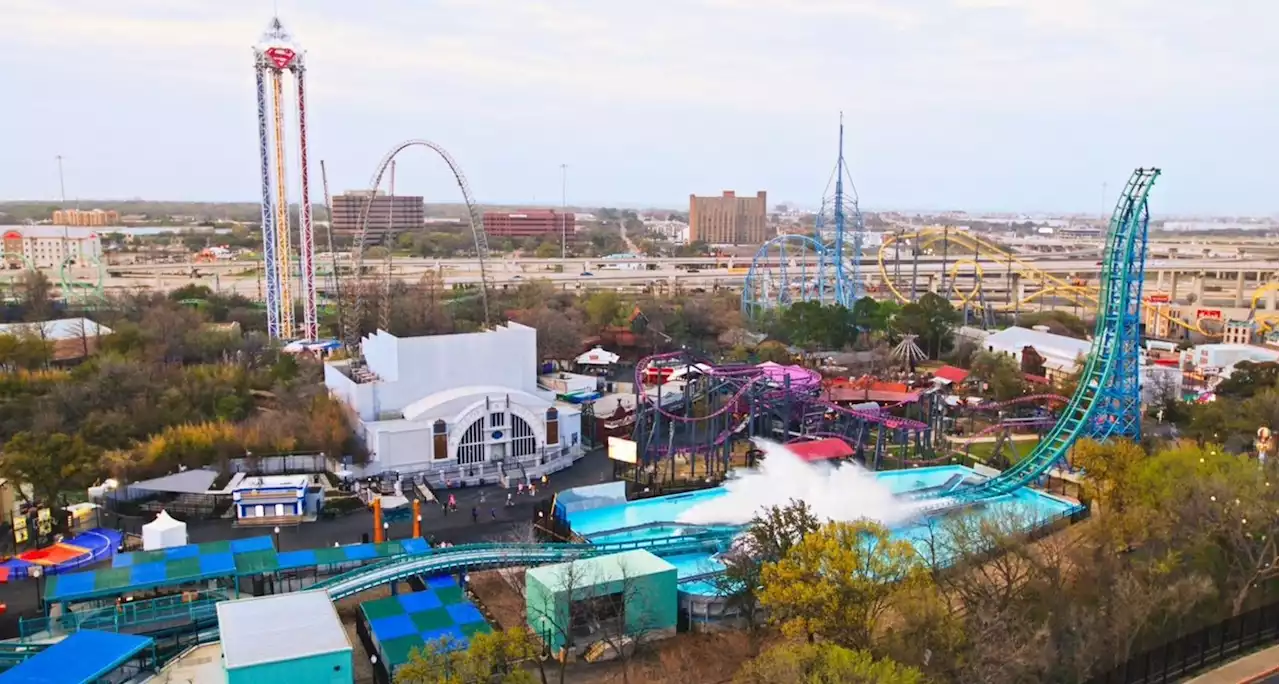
[
  {"x1": 1086, "y1": 602, "x2": 1279, "y2": 684},
  {"x1": 19, "y1": 590, "x2": 228, "y2": 640}
]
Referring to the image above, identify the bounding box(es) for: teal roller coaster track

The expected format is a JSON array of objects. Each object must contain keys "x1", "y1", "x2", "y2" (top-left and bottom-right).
[{"x1": 915, "y1": 167, "x2": 1161, "y2": 504}]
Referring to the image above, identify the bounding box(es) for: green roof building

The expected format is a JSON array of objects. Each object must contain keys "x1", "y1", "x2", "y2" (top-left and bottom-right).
[{"x1": 525, "y1": 549, "x2": 678, "y2": 658}]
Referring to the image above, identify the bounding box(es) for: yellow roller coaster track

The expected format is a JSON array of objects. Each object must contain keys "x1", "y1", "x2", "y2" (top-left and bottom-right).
[{"x1": 876, "y1": 229, "x2": 1277, "y2": 338}]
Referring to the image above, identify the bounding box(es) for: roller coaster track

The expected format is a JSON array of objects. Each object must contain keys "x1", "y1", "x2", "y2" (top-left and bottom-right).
[
  {"x1": 312, "y1": 531, "x2": 732, "y2": 601},
  {"x1": 876, "y1": 221, "x2": 1238, "y2": 338},
  {"x1": 909, "y1": 168, "x2": 1161, "y2": 506}
]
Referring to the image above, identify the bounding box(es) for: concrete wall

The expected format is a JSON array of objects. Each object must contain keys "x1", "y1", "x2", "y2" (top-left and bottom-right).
[{"x1": 328, "y1": 323, "x2": 539, "y2": 421}]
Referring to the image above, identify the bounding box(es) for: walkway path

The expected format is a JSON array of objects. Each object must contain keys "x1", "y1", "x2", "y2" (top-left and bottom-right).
[{"x1": 1185, "y1": 645, "x2": 1279, "y2": 684}]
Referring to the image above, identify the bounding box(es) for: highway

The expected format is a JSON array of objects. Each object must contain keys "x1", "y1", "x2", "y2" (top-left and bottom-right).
[{"x1": 100, "y1": 255, "x2": 1276, "y2": 278}]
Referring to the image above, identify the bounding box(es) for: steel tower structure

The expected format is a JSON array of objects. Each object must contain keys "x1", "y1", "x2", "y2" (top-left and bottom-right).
[
  {"x1": 741, "y1": 114, "x2": 865, "y2": 317},
  {"x1": 254, "y1": 17, "x2": 317, "y2": 340}
]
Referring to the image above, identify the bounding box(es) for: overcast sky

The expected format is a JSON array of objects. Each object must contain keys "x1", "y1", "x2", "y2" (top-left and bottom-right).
[{"x1": 2, "y1": 0, "x2": 1276, "y2": 215}]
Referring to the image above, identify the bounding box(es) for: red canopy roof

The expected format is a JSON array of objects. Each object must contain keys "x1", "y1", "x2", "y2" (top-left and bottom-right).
[
  {"x1": 933, "y1": 365, "x2": 969, "y2": 383},
  {"x1": 788, "y1": 438, "x2": 855, "y2": 463}
]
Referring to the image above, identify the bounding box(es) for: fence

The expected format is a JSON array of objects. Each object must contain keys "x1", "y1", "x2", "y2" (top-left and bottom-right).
[
  {"x1": 1086, "y1": 602, "x2": 1279, "y2": 684},
  {"x1": 227, "y1": 452, "x2": 335, "y2": 475}
]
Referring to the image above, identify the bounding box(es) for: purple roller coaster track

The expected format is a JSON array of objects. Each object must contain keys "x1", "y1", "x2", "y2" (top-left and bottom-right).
[{"x1": 626, "y1": 351, "x2": 937, "y2": 489}]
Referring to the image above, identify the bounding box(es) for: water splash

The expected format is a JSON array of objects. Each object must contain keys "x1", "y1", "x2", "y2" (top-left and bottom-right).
[{"x1": 675, "y1": 438, "x2": 919, "y2": 527}]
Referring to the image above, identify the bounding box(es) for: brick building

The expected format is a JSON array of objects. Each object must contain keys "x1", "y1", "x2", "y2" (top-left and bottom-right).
[
  {"x1": 688, "y1": 191, "x2": 768, "y2": 245},
  {"x1": 482, "y1": 211, "x2": 576, "y2": 239},
  {"x1": 52, "y1": 209, "x2": 119, "y2": 227},
  {"x1": 330, "y1": 191, "x2": 425, "y2": 240}
]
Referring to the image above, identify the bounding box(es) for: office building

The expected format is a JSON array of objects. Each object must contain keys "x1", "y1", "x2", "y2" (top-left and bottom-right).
[
  {"x1": 2, "y1": 225, "x2": 104, "y2": 269},
  {"x1": 52, "y1": 209, "x2": 119, "y2": 227},
  {"x1": 688, "y1": 191, "x2": 768, "y2": 245},
  {"x1": 483, "y1": 211, "x2": 575, "y2": 239},
  {"x1": 330, "y1": 191, "x2": 424, "y2": 240}
]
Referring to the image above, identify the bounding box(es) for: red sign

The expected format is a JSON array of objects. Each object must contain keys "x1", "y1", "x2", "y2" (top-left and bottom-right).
[
  {"x1": 1146, "y1": 293, "x2": 1170, "y2": 303},
  {"x1": 264, "y1": 47, "x2": 297, "y2": 69},
  {"x1": 1195, "y1": 308, "x2": 1222, "y2": 321},
  {"x1": 3, "y1": 231, "x2": 20, "y2": 241}
]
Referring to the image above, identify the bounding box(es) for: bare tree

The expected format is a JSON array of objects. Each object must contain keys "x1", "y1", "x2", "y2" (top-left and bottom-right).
[{"x1": 577, "y1": 556, "x2": 667, "y2": 684}]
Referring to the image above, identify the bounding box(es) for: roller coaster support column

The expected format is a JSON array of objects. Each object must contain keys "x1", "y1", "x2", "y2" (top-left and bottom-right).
[
  {"x1": 372, "y1": 497, "x2": 384, "y2": 543},
  {"x1": 412, "y1": 499, "x2": 422, "y2": 539},
  {"x1": 1085, "y1": 168, "x2": 1160, "y2": 442}
]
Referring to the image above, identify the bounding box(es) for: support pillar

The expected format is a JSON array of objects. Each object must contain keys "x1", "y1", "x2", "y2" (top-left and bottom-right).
[
  {"x1": 372, "y1": 497, "x2": 384, "y2": 543},
  {"x1": 1168, "y1": 272, "x2": 1180, "y2": 302},
  {"x1": 1193, "y1": 273, "x2": 1205, "y2": 305},
  {"x1": 412, "y1": 499, "x2": 422, "y2": 538},
  {"x1": 1234, "y1": 271, "x2": 1246, "y2": 308}
]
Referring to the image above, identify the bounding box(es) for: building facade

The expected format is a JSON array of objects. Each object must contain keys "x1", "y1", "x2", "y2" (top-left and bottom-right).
[
  {"x1": 688, "y1": 191, "x2": 768, "y2": 245},
  {"x1": 2, "y1": 225, "x2": 104, "y2": 269},
  {"x1": 324, "y1": 323, "x2": 583, "y2": 483},
  {"x1": 330, "y1": 191, "x2": 425, "y2": 239},
  {"x1": 52, "y1": 209, "x2": 118, "y2": 227},
  {"x1": 483, "y1": 211, "x2": 576, "y2": 239},
  {"x1": 232, "y1": 475, "x2": 314, "y2": 523}
]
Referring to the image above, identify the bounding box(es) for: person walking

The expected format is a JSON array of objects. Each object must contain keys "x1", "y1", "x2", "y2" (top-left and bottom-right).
[{"x1": 471, "y1": 506, "x2": 479, "y2": 523}]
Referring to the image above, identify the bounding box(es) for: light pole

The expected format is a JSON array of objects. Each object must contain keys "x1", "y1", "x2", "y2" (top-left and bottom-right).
[
  {"x1": 560, "y1": 164, "x2": 568, "y2": 260},
  {"x1": 273, "y1": 525, "x2": 281, "y2": 551},
  {"x1": 29, "y1": 565, "x2": 43, "y2": 614}
]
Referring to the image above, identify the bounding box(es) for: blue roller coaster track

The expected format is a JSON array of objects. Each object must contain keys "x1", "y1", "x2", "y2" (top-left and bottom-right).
[
  {"x1": 913, "y1": 168, "x2": 1161, "y2": 505},
  {"x1": 742, "y1": 114, "x2": 865, "y2": 318},
  {"x1": 311, "y1": 530, "x2": 734, "y2": 602}
]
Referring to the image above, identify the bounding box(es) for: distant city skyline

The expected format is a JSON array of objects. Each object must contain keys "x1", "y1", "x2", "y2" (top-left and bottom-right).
[{"x1": 2, "y1": 0, "x2": 1276, "y2": 216}]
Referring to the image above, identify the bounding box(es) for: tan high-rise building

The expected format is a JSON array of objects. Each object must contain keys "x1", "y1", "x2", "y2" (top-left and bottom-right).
[
  {"x1": 688, "y1": 191, "x2": 768, "y2": 245},
  {"x1": 52, "y1": 209, "x2": 119, "y2": 227}
]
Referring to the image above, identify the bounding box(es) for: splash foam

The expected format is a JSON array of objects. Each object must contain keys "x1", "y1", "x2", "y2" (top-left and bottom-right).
[{"x1": 675, "y1": 438, "x2": 919, "y2": 527}]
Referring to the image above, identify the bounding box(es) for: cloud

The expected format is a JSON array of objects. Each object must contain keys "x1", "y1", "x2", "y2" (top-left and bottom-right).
[{"x1": 0, "y1": 0, "x2": 1273, "y2": 212}]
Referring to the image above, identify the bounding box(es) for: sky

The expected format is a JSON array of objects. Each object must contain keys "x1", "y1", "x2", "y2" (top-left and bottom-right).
[{"x1": 1, "y1": 0, "x2": 1276, "y2": 215}]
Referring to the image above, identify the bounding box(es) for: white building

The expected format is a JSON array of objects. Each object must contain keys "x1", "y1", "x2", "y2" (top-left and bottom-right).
[
  {"x1": 1180, "y1": 344, "x2": 1278, "y2": 377},
  {"x1": 981, "y1": 326, "x2": 1091, "y2": 379},
  {"x1": 324, "y1": 323, "x2": 583, "y2": 484},
  {"x1": 1, "y1": 225, "x2": 104, "y2": 269}
]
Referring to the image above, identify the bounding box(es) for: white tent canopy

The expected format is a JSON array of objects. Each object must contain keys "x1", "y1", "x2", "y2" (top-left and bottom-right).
[
  {"x1": 142, "y1": 510, "x2": 188, "y2": 551},
  {"x1": 576, "y1": 346, "x2": 620, "y2": 366}
]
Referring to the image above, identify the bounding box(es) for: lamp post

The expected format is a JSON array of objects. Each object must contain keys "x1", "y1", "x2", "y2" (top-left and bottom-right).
[
  {"x1": 382, "y1": 521, "x2": 390, "y2": 541},
  {"x1": 29, "y1": 566, "x2": 43, "y2": 615},
  {"x1": 273, "y1": 525, "x2": 281, "y2": 551},
  {"x1": 560, "y1": 163, "x2": 568, "y2": 260}
]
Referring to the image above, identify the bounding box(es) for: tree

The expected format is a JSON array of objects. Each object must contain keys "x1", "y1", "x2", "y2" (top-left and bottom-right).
[
  {"x1": 582, "y1": 291, "x2": 625, "y2": 329},
  {"x1": 1213, "y1": 361, "x2": 1278, "y2": 400},
  {"x1": 734, "y1": 642, "x2": 923, "y2": 684},
  {"x1": 395, "y1": 629, "x2": 540, "y2": 684},
  {"x1": 0, "y1": 431, "x2": 100, "y2": 505},
  {"x1": 969, "y1": 350, "x2": 1028, "y2": 401},
  {"x1": 513, "y1": 305, "x2": 585, "y2": 362},
  {"x1": 712, "y1": 500, "x2": 821, "y2": 642},
  {"x1": 534, "y1": 241, "x2": 559, "y2": 259},
  {"x1": 759, "y1": 520, "x2": 925, "y2": 649},
  {"x1": 894, "y1": 293, "x2": 957, "y2": 359},
  {"x1": 18, "y1": 270, "x2": 54, "y2": 321}
]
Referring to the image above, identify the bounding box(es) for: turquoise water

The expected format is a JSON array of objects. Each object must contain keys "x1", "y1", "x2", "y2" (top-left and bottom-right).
[{"x1": 567, "y1": 466, "x2": 1082, "y2": 596}]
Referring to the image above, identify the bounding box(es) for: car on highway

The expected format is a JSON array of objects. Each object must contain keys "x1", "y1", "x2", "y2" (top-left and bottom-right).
[{"x1": 580, "y1": 271, "x2": 594, "y2": 276}]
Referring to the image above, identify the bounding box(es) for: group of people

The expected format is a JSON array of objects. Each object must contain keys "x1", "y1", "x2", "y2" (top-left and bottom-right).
[{"x1": 439, "y1": 474, "x2": 551, "y2": 524}]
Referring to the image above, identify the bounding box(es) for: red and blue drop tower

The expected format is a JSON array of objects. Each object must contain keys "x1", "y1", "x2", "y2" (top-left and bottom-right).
[{"x1": 254, "y1": 17, "x2": 317, "y2": 340}]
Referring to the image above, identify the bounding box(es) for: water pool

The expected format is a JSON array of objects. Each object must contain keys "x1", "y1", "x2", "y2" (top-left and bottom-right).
[{"x1": 565, "y1": 465, "x2": 1082, "y2": 596}]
